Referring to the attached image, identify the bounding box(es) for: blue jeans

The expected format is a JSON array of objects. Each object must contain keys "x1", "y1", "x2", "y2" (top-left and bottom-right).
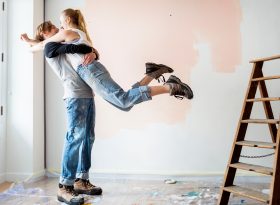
[
  {"x1": 60, "y1": 98, "x2": 95, "y2": 186},
  {"x1": 77, "y1": 61, "x2": 152, "y2": 111}
]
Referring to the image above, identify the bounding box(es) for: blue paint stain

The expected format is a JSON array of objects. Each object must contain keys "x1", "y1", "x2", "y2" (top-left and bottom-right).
[{"x1": 182, "y1": 191, "x2": 200, "y2": 197}]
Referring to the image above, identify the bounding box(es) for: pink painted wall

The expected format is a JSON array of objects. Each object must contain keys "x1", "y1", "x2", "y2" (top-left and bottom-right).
[
  {"x1": 46, "y1": 0, "x2": 280, "y2": 174},
  {"x1": 83, "y1": 0, "x2": 242, "y2": 138}
]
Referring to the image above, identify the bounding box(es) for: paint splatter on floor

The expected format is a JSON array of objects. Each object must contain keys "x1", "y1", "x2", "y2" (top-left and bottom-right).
[{"x1": 0, "y1": 176, "x2": 269, "y2": 204}]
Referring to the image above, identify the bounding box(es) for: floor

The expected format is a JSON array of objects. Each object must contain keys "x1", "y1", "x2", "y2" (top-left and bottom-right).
[
  {"x1": 0, "y1": 182, "x2": 12, "y2": 193},
  {"x1": 0, "y1": 176, "x2": 269, "y2": 205}
]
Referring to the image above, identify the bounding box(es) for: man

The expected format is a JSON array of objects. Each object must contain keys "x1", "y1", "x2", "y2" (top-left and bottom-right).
[{"x1": 22, "y1": 21, "x2": 102, "y2": 205}]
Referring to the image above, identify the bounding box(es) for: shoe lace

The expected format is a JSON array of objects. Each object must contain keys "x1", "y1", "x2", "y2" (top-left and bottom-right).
[
  {"x1": 65, "y1": 185, "x2": 78, "y2": 196},
  {"x1": 156, "y1": 75, "x2": 166, "y2": 83},
  {"x1": 82, "y1": 179, "x2": 95, "y2": 188}
]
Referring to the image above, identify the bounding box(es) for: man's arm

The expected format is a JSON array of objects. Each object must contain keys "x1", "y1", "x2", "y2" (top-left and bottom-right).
[{"x1": 44, "y1": 42, "x2": 94, "y2": 58}]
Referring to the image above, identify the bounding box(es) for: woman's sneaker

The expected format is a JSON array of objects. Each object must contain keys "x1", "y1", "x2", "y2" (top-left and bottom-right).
[
  {"x1": 165, "y1": 75, "x2": 193, "y2": 99},
  {"x1": 74, "y1": 178, "x2": 103, "y2": 195},
  {"x1": 57, "y1": 184, "x2": 84, "y2": 205},
  {"x1": 145, "y1": 62, "x2": 174, "y2": 82}
]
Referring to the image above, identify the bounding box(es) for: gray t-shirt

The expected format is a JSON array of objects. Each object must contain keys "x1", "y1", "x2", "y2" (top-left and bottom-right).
[{"x1": 46, "y1": 55, "x2": 93, "y2": 99}]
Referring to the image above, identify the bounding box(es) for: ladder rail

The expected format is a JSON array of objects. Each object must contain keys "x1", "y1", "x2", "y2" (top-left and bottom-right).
[{"x1": 269, "y1": 116, "x2": 280, "y2": 204}]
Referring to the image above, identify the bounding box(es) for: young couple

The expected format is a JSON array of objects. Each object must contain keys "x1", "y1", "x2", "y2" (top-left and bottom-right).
[{"x1": 21, "y1": 8, "x2": 193, "y2": 205}]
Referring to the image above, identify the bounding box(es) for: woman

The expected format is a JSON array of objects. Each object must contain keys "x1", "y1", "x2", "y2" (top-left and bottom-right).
[{"x1": 21, "y1": 9, "x2": 193, "y2": 106}]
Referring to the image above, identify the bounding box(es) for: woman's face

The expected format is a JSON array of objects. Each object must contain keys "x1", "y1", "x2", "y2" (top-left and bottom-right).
[{"x1": 59, "y1": 14, "x2": 69, "y2": 29}]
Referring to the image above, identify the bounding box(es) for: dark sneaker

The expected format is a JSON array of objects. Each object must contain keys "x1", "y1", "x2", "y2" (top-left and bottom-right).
[
  {"x1": 74, "y1": 178, "x2": 103, "y2": 195},
  {"x1": 57, "y1": 184, "x2": 84, "y2": 205},
  {"x1": 145, "y1": 62, "x2": 174, "y2": 82},
  {"x1": 165, "y1": 75, "x2": 193, "y2": 99}
]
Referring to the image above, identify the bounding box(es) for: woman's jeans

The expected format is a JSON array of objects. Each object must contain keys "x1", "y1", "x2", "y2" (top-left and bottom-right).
[
  {"x1": 77, "y1": 61, "x2": 152, "y2": 112},
  {"x1": 60, "y1": 98, "x2": 95, "y2": 186}
]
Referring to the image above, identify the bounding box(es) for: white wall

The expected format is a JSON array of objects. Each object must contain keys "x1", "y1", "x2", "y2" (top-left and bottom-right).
[
  {"x1": 6, "y1": 0, "x2": 45, "y2": 181},
  {"x1": 0, "y1": 0, "x2": 7, "y2": 184},
  {"x1": 45, "y1": 0, "x2": 280, "y2": 175}
]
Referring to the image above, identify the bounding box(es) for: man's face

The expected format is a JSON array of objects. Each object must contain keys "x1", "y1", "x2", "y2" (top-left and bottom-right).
[{"x1": 43, "y1": 25, "x2": 59, "y2": 39}]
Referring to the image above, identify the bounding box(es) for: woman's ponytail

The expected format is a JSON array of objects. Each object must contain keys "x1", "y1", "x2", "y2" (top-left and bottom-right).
[
  {"x1": 75, "y1": 9, "x2": 93, "y2": 46},
  {"x1": 62, "y1": 8, "x2": 93, "y2": 46}
]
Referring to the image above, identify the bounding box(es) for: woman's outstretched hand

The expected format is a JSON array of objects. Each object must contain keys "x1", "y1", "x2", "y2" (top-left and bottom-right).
[
  {"x1": 20, "y1": 33, "x2": 43, "y2": 52},
  {"x1": 20, "y1": 33, "x2": 32, "y2": 44}
]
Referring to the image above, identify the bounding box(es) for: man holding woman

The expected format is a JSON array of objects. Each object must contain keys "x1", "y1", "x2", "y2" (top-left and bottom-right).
[{"x1": 21, "y1": 8, "x2": 193, "y2": 205}]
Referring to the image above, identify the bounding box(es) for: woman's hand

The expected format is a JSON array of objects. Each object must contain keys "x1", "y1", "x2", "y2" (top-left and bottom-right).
[
  {"x1": 82, "y1": 52, "x2": 97, "y2": 66},
  {"x1": 20, "y1": 33, "x2": 32, "y2": 44},
  {"x1": 20, "y1": 33, "x2": 41, "y2": 48}
]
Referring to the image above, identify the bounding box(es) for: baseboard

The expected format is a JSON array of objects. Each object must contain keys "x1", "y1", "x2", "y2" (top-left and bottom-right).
[
  {"x1": 91, "y1": 169, "x2": 225, "y2": 176},
  {"x1": 47, "y1": 168, "x2": 225, "y2": 177},
  {"x1": 0, "y1": 172, "x2": 5, "y2": 183},
  {"x1": 90, "y1": 169, "x2": 267, "y2": 177},
  {"x1": 88, "y1": 170, "x2": 270, "y2": 182},
  {"x1": 46, "y1": 168, "x2": 270, "y2": 183},
  {"x1": 5, "y1": 169, "x2": 46, "y2": 183}
]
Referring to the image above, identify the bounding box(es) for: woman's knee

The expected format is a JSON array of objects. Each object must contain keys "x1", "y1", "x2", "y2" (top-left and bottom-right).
[
  {"x1": 114, "y1": 99, "x2": 134, "y2": 111},
  {"x1": 118, "y1": 105, "x2": 133, "y2": 112}
]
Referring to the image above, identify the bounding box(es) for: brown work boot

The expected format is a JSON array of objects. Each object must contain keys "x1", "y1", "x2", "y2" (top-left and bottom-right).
[
  {"x1": 74, "y1": 178, "x2": 103, "y2": 195},
  {"x1": 145, "y1": 62, "x2": 174, "y2": 82},
  {"x1": 165, "y1": 75, "x2": 194, "y2": 100},
  {"x1": 57, "y1": 184, "x2": 84, "y2": 205}
]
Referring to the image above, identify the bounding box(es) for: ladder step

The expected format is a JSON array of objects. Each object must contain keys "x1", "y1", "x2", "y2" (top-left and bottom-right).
[
  {"x1": 236, "y1": 140, "x2": 276, "y2": 149},
  {"x1": 251, "y1": 75, "x2": 280, "y2": 81},
  {"x1": 250, "y1": 54, "x2": 280, "y2": 63},
  {"x1": 241, "y1": 119, "x2": 280, "y2": 124},
  {"x1": 223, "y1": 185, "x2": 269, "y2": 204},
  {"x1": 229, "y1": 162, "x2": 273, "y2": 175},
  {"x1": 246, "y1": 97, "x2": 280, "y2": 102}
]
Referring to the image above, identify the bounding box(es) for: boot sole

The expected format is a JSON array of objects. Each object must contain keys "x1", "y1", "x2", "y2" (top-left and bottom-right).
[
  {"x1": 145, "y1": 63, "x2": 174, "y2": 75},
  {"x1": 57, "y1": 196, "x2": 84, "y2": 205},
  {"x1": 146, "y1": 66, "x2": 174, "y2": 74},
  {"x1": 167, "y1": 75, "x2": 194, "y2": 99}
]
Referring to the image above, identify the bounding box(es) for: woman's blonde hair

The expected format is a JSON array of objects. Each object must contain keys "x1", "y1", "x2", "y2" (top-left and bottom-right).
[
  {"x1": 62, "y1": 8, "x2": 93, "y2": 46},
  {"x1": 35, "y1": 21, "x2": 54, "y2": 41}
]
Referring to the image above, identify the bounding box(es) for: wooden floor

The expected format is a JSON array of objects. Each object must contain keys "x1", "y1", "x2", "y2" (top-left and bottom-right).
[{"x1": 0, "y1": 176, "x2": 269, "y2": 205}]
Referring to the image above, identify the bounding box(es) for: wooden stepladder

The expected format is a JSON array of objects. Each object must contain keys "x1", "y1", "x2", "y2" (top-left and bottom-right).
[{"x1": 218, "y1": 55, "x2": 280, "y2": 205}]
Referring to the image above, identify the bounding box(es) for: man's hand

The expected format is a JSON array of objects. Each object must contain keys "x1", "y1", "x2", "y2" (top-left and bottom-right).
[{"x1": 82, "y1": 52, "x2": 97, "y2": 66}]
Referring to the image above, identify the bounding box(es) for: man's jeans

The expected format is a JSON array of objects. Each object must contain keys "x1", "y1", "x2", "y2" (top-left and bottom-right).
[
  {"x1": 60, "y1": 61, "x2": 152, "y2": 185},
  {"x1": 60, "y1": 98, "x2": 95, "y2": 186},
  {"x1": 77, "y1": 61, "x2": 152, "y2": 111}
]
